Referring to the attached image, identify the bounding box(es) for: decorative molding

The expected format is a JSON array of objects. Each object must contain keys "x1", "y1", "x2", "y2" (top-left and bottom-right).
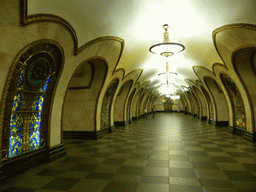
[
  {"x1": 47, "y1": 143, "x2": 66, "y2": 163},
  {"x1": 114, "y1": 121, "x2": 128, "y2": 127},
  {"x1": 20, "y1": 0, "x2": 125, "y2": 57},
  {"x1": 228, "y1": 126, "x2": 256, "y2": 143},
  {"x1": 0, "y1": 39, "x2": 64, "y2": 160},
  {"x1": 63, "y1": 126, "x2": 115, "y2": 140},
  {"x1": 231, "y1": 47, "x2": 256, "y2": 133},
  {"x1": 2, "y1": 148, "x2": 47, "y2": 178}
]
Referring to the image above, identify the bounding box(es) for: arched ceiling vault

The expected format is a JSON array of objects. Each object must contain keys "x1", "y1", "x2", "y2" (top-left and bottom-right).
[{"x1": 27, "y1": 0, "x2": 256, "y2": 93}]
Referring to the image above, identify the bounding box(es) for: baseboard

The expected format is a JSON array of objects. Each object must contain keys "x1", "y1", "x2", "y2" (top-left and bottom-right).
[
  {"x1": 2, "y1": 148, "x2": 48, "y2": 178},
  {"x1": 228, "y1": 126, "x2": 256, "y2": 143},
  {"x1": 0, "y1": 165, "x2": 7, "y2": 185},
  {"x1": 200, "y1": 116, "x2": 207, "y2": 121},
  {"x1": 132, "y1": 117, "x2": 138, "y2": 121},
  {"x1": 63, "y1": 127, "x2": 115, "y2": 140},
  {"x1": 215, "y1": 121, "x2": 229, "y2": 126},
  {"x1": 114, "y1": 121, "x2": 127, "y2": 127},
  {"x1": 47, "y1": 143, "x2": 66, "y2": 163}
]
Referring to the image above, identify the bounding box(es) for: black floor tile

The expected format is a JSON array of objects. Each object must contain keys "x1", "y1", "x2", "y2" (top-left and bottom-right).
[
  {"x1": 102, "y1": 181, "x2": 138, "y2": 192},
  {"x1": 199, "y1": 179, "x2": 233, "y2": 188},
  {"x1": 211, "y1": 156, "x2": 238, "y2": 163},
  {"x1": 192, "y1": 161, "x2": 220, "y2": 170},
  {"x1": 102, "y1": 158, "x2": 126, "y2": 165},
  {"x1": 2, "y1": 187, "x2": 36, "y2": 192},
  {"x1": 242, "y1": 164, "x2": 256, "y2": 171},
  {"x1": 224, "y1": 171, "x2": 256, "y2": 181},
  {"x1": 169, "y1": 185, "x2": 204, "y2": 192},
  {"x1": 36, "y1": 169, "x2": 64, "y2": 176},
  {"x1": 62, "y1": 156, "x2": 86, "y2": 163},
  {"x1": 140, "y1": 176, "x2": 169, "y2": 184},
  {"x1": 227, "y1": 152, "x2": 253, "y2": 158},
  {"x1": 41, "y1": 177, "x2": 81, "y2": 191},
  {"x1": 117, "y1": 166, "x2": 145, "y2": 175},
  {"x1": 70, "y1": 163, "x2": 98, "y2": 172},
  {"x1": 187, "y1": 151, "x2": 208, "y2": 156},
  {"x1": 129, "y1": 153, "x2": 151, "y2": 160},
  {"x1": 85, "y1": 172, "x2": 114, "y2": 180},
  {"x1": 203, "y1": 147, "x2": 224, "y2": 152}
]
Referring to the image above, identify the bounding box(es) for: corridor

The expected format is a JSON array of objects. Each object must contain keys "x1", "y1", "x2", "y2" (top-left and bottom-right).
[{"x1": 1, "y1": 113, "x2": 256, "y2": 192}]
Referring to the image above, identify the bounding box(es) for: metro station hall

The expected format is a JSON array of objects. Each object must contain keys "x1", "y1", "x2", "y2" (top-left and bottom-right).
[{"x1": 0, "y1": 1, "x2": 256, "y2": 191}]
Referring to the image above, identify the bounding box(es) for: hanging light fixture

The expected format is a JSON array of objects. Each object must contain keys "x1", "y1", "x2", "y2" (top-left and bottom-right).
[{"x1": 149, "y1": 24, "x2": 185, "y2": 57}]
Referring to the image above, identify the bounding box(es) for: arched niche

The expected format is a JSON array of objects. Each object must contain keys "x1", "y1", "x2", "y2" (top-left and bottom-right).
[
  {"x1": 204, "y1": 77, "x2": 229, "y2": 126},
  {"x1": 131, "y1": 88, "x2": 144, "y2": 120},
  {"x1": 126, "y1": 88, "x2": 136, "y2": 123},
  {"x1": 182, "y1": 94, "x2": 191, "y2": 114},
  {"x1": 232, "y1": 46, "x2": 256, "y2": 137},
  {"x1": 113, "y1": 80, "x2": 133, "y2": 126},
  {"x1": 1, "y1": 40, "x2": 64, "y2": 177},
  {"x1": 200, "y1": 86, "x2": 214, "y2": 122},
  {"x1": 138, "y1": 92, "x2": 146, "y2": 118},
  {"x1": 62, "y1": 58, "x2": 107, "y2": 139},
  {"x1": 101, "y1": 79, "x2": 119, "y2": 131},
  {"x1": 193, "y1": 86, "x2": 208, "y2": 120},
  {"x1": 220, "y1": 74, "x2": 246, "y2": 130},
  {"x1": 187, "y1": 91, "x2": 199, "y2": 117}
]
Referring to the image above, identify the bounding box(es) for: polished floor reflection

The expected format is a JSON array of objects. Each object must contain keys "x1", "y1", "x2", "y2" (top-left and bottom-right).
[{"x1": 1, "y1": 113, "x2": 256, "y2": 192}]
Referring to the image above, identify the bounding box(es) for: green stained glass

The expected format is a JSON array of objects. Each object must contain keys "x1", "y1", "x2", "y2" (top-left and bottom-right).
[
  {"x1": 29, "y1": 131, "x2": 40, "y2": 151},
  {"x1": 8, "y1": 134, "x2": 23, "y2": 158}
]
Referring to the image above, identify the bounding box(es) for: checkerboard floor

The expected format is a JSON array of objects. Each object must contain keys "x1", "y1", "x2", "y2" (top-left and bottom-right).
[{"x1": 1, "y1": 113, "x2": 256, "y2": 192}]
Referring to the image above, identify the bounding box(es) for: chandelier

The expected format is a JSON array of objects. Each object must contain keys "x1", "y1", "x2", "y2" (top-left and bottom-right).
[{"x1": 149, "y1": 24, "x2": 185, "y2": 57}]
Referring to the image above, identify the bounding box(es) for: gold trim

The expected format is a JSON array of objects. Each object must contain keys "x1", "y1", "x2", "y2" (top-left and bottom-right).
[
  {"x1": 0, "y1": 39, "x2": 64, "y2": 159},
  {"x1": 212, "y1": 23, "x2": 256, "y2": 70},
  {"x1": 20, "y1": 0, "x2": 125, "y2": 58},
  {"x1": 231, "y1": 46, "x2": 256, "y2": 132},
  {"x1": 220, "y1": 73, "x2": 247, "y2": 130}
]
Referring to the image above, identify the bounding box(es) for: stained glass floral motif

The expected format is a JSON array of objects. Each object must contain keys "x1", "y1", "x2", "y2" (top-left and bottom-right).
[
  {"x1": 12, "y1": 93, "x2": 25, "y2": 111},
  {"x1": 101, "y1": 80, "x2": 118, "y2": 130},
  {"x1": 221, "y1": 74, "x2": 246, "y2": 129},
  {"x1": 29, "y1": 131, "x2": 40, "y2": 151},
  {"x1": 8, "y1": 134, "x2": 23, "y2": 157},
  {"x1": 10, "y1": 113, "x2": 23, "y2": 135},
  {"x1": 8, "y1": 55, "x2": 53, "y2": 158},
  {"x1": 29, "y1": 112, "x2": 41, "y2": 131}
]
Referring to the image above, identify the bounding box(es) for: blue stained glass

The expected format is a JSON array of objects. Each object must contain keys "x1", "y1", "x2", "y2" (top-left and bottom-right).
[
  {"x1": 10, "y1": 113, "x2": 23, "y2": 134},
  {"x1": 8, "y1": 134, "x2": 23, "y2": 158},
  {"x1": 16, "y1": 69, "x2": 28, "y2": 90},
  {"x1": 29, "y1": 131, "x2": 40, "y2": 151},
  {"x1": 29, "y1": 112, "x2": 41, "y2": 131},
  {"x1": 12, "y1": 93, "x2": 24, "y2": 111},
  {"x1": 32, "y1": 95, "x2": 45, "y2": 111}
]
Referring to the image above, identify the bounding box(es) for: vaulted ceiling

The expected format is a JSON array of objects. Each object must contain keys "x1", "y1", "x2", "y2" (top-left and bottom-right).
[{"x1": 28, "y1": 0, "x2": 256, "y2": 94}]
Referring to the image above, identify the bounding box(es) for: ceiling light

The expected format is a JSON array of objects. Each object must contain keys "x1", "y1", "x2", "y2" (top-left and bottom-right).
[{"x1": 149, "y1": 24, "x2": 185, "y2": 57}]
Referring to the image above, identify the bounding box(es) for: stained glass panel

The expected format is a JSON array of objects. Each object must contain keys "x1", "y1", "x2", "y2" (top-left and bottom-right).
[
  {"x1": 30, "y1": 112, "x2": 41, "y2": 131},
  {"x1": 10, "y1": 113, "x2": 23, "y2": 135},
  {"x1": 12, "y1": 92, "x2": 25, "y2": 111},
  {"x1": 29, "y1": 131, "x2": 40, "y2": 151},
  {"x1": 221, "y1": 74, "x2": 246, "y2": 129},
  {"x1": 8, "y1": 134, "x2": 23, "y2": 157},
  {"x1": 32, "y1": 95, "x2": 45, "y2": 111}
]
